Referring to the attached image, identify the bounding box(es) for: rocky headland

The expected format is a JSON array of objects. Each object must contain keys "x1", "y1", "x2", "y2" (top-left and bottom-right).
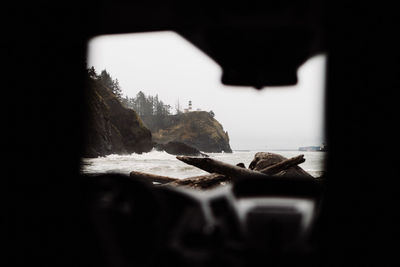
[
  {"x1": 83, "y1": 79, "x2": 153, "y2": 157},
  {"x1": 83, "y1": 73, "x2": 232, "y2": 157},
  {"x1": 151, "y1": 111, "x2": 232, "y2": 153}
]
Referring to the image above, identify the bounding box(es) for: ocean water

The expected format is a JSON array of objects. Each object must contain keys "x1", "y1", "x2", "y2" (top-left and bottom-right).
[{"x1": 81, "y1": 150, "x2": 326, "y2": 178}]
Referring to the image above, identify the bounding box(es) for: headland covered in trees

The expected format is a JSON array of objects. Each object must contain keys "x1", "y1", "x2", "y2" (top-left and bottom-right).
[{"x1": 83, "y1": 67, "x2": 232, "y2": 158}]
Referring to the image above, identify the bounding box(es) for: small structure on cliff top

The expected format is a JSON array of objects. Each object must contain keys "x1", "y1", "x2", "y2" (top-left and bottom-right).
[{"x1": 184, "y1": 100, "x2": 193, "y2": 113}]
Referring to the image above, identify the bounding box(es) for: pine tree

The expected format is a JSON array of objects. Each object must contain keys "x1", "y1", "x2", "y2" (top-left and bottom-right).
[
  {"x1": 112, "y1": 79, "x2": 122, "y2": 100},
  {"x1": 98, "y1": 70, "x2": 114, "y2": 92},
  {"x1": 87, "y1": 66, "x2": 98, "y2": 79},
  {"x1": 135, "y1": 91, "x2": 147, "y2": 116}
]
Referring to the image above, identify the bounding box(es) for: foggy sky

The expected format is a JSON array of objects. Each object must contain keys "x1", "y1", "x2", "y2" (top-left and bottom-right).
[{"x1": 87, "y1": 31, "x2": 326, "y2": 150}]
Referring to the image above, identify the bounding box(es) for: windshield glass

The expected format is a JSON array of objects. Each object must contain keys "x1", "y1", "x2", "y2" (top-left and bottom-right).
[{"x1": 81, "y1": 31, "x2": 326, "y2": 186}]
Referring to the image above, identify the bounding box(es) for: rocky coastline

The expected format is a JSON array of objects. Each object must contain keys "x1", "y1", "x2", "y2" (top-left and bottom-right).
[
  {"x1": 83, "y1": 79, "x2": 231, "y2": 158},
  {"x1": 83, "y1": 79, "x2": 153, "y2": 158}
]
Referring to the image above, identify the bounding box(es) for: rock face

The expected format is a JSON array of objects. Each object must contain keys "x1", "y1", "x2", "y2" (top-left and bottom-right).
[
  {"x1": 249, "y1": 152, "x2": 313, "y2": 178},
  {"x1": 152, "y1": 111, "x2": 232, "y2": 153},
  {"x1": 154, "y1": 141, "x2": 208, "y2": 157},
  {"x1": 83, "y1": 79, "x2": 153, "y2": 157}
]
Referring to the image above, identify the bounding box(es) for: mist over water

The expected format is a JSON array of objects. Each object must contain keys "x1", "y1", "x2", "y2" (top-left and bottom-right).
[{"x1": 81, "y1": 150, "x2": 326, "y2": 178}]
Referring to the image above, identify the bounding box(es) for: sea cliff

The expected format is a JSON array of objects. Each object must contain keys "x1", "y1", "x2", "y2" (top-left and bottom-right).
[
  {"x1": 83, "y1": 79, "x2": 153, "y2": 157},
  {"x1": 83, "y1": 70, "x2": 232, "y2": 156},
  {"x1": 151, "y1": 111, "x2": 232, "y2": 153}
]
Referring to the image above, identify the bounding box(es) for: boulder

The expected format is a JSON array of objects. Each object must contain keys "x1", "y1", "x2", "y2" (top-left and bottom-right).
[{"x1": 155, "y1": 141, "x2": 208, "y2": 157}]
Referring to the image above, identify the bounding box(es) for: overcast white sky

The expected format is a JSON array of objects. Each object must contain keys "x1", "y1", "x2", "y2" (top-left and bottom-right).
[{"x1": 87, "y1": 31, "x2": 326, "y2": 150}]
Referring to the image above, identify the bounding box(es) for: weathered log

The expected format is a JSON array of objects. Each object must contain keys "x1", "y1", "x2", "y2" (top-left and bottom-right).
[
  {"x1": 177, "y1": 155, "x2": 308, "y2": 180},
  {"x1": 251, "y1": 152, "x2": 313, "y2": 178},
  {"x1": 129, "y1": 171, "x2": 177, "y2": 184},
  {"x1": 176, "y1": 156, "x2": 270, "y2": 179},
  {"x1": 259, "y1": 155, "x2": 305, "y2": 175},
  {"x1": 165, "y1": 173, "x2": 231, "y2": 189},
  {"x1": 130, "y1": 154, "x2": 309, "y2": 190},
  {"x1": 129, "y1": 170, "x2": 230, "y2": 189}
]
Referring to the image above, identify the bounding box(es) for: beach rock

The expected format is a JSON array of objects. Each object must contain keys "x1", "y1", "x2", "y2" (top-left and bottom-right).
[
  {"x1": 249, "y1": 152, "x2": 313, "y2": 178},
  {"x1": 236, "y1": 163, "x2": 246, "y2": 168},
  {"x1": 155, "y1": 141, "x2": 208, "y2": 157}
]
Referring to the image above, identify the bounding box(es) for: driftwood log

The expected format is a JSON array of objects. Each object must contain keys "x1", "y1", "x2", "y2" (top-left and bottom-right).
[
  {"x1": 259, "y1": 155, "x2": 305, "y2": 175},
  {"x1": 129, "y1": 171, "x2": 231, "y2": 189},
  {"x1": 250, "y1": 152, "x2": 313, "y2": 178},
  {"x1": 176, "y1": 156, "x2": 270, "y2": 179},
  {"x1": 129, "y1": 153, "x2": 311, "y2": 190},
  {"x1": 129, "y1": 171, "x2": 177, "y2": 184},
  {"x1": 176, "y1": 155, "x2": 305, "y2": 178},
  {"x1": 164, "y1": 173, "x2": 230, "y2": 189}
]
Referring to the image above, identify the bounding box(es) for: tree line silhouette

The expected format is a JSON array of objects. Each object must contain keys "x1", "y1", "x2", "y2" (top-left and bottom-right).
[
  {"x1": 87, "y1": 67, "x2": 178, "y2": 130},
  {"x1": 87, "y1": 67, "x2": 216, "y2": 130}
]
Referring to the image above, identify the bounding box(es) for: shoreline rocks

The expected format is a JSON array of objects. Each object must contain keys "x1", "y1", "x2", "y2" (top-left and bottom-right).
[{"x1": 154, "y1": 141, "x2": 209, "y2": 157}]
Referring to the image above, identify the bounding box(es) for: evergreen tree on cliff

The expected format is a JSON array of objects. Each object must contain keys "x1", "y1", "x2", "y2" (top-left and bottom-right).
[
  {"x1": 112, "y1": 79, "x2": 122, "y2": 100},
  {"x1": 87, "y1": 66, "x2": 98, "y2": 79},
  {"x1": 209, "y1": 110, "x2": 215, "y2": 118},
  {"x1": 97, "y1": 69, "x2": 122, "y2": 100},
  {"x1": 99, "y1": 70, "x2": 113, "y2": 89}
]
